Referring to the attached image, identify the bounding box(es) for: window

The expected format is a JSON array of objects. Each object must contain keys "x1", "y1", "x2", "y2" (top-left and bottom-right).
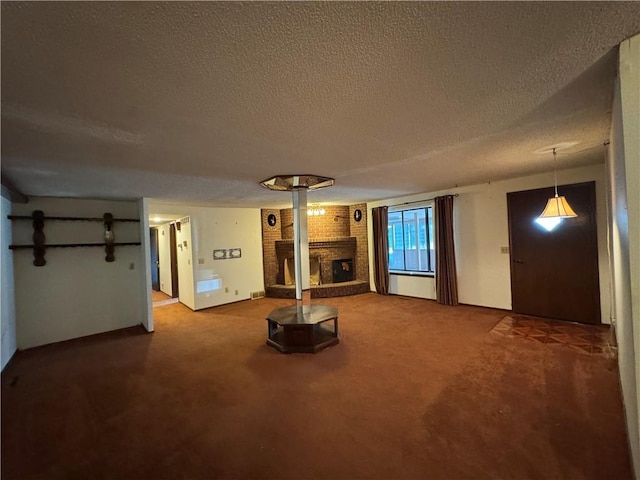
[{"x1": 387, "y1": 205, "x2": 435, "y2": 274}]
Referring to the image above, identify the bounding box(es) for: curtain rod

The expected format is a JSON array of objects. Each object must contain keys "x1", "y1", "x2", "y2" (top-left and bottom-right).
[{"x1": 388, "y1": 193, "x2": 459, "y2": 209}]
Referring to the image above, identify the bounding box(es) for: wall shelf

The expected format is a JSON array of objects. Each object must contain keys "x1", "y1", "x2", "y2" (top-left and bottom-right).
[
  {"x1": 9, "y1": 242, "x2": 141, "y2": 250},
  {"x1": 7, "y1": 210, "x2": 141, "y2": 266},
  {"x1": 8, "y1": 215, "x2": 139, "y2": 222}
]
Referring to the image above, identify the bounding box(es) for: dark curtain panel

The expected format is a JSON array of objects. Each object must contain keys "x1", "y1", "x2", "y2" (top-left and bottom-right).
[
  {"x1": 372, "y1": 206, "x2": 389, "y2": 295},
  {"x1": 435, "y1": 195, "x2": 459, "y2": 305}
]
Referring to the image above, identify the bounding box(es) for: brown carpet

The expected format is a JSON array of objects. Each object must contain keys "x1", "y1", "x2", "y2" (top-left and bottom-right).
[
  {"x1": 1, "y1": 293, "x2": 631, "y2": 479},
  {"x1": 152, "y1": 289, "x2": 179, "y2": 308},
  {"x1": 152, "y1": 289, "x2": 171, "y2": 302}
]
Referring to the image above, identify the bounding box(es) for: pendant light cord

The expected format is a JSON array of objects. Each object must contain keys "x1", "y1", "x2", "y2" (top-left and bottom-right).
[{"x1": 553, "y1": 147, "x2": 559, "y2": 198}]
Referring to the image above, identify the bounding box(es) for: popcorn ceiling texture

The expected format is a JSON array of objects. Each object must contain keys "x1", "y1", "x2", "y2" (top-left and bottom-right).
[{"x1": 1, "y1": 2, "x2": 640, "y2": 206}]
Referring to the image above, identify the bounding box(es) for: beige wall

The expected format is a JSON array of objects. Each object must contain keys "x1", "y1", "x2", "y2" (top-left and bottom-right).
[
  {"x1": 138, "y1": 198, "x2": 153, "y2": 332},
  {"x1": 149, "y1": 203, "x2": 265, "y2": 311},
  {"x1": 1, "y1": 196, "x2": 17, "y2": 368},
  {"x1": 12, "y1": 197, "x2": 144, "y2": 349},
  {"x1": 368, "y1": 163, "x2": 611, "y2": 323},
  {"x1": 614, "y1": 32, "x2": 640, "y2": 477}
]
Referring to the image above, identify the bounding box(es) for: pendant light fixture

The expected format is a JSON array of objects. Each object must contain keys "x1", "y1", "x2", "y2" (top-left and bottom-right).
[
  {"x1": 307, "y1": 204, "x2": 326, "y2": 216},
  {"x1": 536, "y1": 148, "x2": 577, "y2": 230}
]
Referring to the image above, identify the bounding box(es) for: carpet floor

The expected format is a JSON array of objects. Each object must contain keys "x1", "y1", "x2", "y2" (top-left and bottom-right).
[{"x1": 1, "y1": 293, "x2": 631, "y2": 479}]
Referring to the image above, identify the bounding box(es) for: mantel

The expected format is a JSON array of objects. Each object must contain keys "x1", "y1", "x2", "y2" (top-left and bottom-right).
[{"x1": 275, "y1": 237, "x2": 356, "y2": 249}]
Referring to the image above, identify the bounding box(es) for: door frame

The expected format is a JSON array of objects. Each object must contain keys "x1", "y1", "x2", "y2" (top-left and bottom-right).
[
  {"x1": 150, "y1": 227, "x2": 160, "y2": 291},
  {"x1": 169, "y1": 223, "x2": 179, "y2": 298},
  {"x1": 507, "y1": 181, "x2": 601, "y2": 324}
]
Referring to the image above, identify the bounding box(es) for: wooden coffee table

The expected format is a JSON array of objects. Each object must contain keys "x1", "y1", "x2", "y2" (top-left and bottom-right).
[{"x1": 266, "y1": 304, "x2": 339, "y2": 354}]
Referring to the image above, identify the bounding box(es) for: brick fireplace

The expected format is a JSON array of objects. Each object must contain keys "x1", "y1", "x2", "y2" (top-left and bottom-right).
[{"x1": 261, "y1": 204, "x2": 370, "y2": 298}]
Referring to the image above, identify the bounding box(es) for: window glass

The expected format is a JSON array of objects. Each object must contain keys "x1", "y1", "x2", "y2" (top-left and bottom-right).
[
  {"x1": 388, "y1": 206, "x2": 434, "y2": 274},
  {"x1": 388, "y1": 211, "x2": 405, "y2": 270}
]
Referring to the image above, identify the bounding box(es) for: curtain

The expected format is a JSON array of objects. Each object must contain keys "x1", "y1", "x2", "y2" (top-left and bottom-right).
[
  {"x1": 435, "y1": 195, "x2": 459, "y2": 305},
  {"x1": 372, "y1": 206, "x2": 389, "y2": 295}
]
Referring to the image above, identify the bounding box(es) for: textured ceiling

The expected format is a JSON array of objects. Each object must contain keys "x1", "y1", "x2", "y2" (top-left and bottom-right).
[{"x1": 2, "y1": 2, "x2": 640, "y2": 208}]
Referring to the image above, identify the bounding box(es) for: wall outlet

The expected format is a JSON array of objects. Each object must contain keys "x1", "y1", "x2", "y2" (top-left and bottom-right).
[
  {"x1": 129, "y1": 263, "x2": 135, "y2": 270},
  {"x1": 225, "y1": 287, "x2": 229, "y2": 293},
  {"x1": 198, "y1": 258, "x2": 204, "y2": 264},
  {"x1": 235, "y1": 289, "x2": 238, "y2": 295},
  {"x1": 500, "y1": 246, "x2": 510, "y2": 254}
]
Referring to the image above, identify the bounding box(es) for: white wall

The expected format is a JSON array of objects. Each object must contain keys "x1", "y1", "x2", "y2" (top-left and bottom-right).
[
  {"x1": 368, "y1": 163, "x2": 612, "y2": 324},
  {"x1": 12, "y1": 197, "x2": 145, "y2": 348},
  {"x1": 1, "y1": 196, "x2": 17, "y2": 369},
  {"x1": 157, "y1": 222, "x2": 173, "y2": 296},
  {"x1": 609, "y1": 72, "x2": 638, "y2": 478},
  {"x1": 613, "y1": 33, "x2": 640, "y2": 478},
  {"x1": 191, "y1": 207, "x2": 264, "y2": 310},
  {"x1": 138, "y1": 198, "x2": 153, "y2": 332},
  {"x1": 149, "y1": 203, "x2": 265, "y2": 311}
]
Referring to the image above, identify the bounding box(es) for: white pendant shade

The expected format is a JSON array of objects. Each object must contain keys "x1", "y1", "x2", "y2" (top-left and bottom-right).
[
  {"x1": 539, "y1": 195, "x2": 578, "y2": 218},
  {"x1": 537, "y1": 147, "x2": 578, "y2": 222}
]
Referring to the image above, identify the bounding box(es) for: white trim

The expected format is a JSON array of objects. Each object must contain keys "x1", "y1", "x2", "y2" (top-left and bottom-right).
[
  {"x1": 388, "y1": 200, "x2": 434, "y2": 212},
  {"x1": 138, "y1": 198, "x2": 154, "y2": 332}
]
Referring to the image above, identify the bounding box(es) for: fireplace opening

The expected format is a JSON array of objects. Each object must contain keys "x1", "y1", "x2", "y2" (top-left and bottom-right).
[
  {"x1": 332, "y1": 259, "x2": 354, "y2": 283},
  {"x1": 284, "y1": 257, "x2": 321, "y2": 286}
]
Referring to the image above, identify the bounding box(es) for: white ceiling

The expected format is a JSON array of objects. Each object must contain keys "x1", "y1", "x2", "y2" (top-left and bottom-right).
[{"x1": 2, "y1": 2, "x2": 639, "y2": 208}]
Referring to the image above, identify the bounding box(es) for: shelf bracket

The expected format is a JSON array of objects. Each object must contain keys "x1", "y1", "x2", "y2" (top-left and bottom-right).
[
  {"x1": 32, "y1": 210, "x2": 46, "y2": 266},
  {"x1": 103, "y1": 213, "x2": 115, "y2": 262}
]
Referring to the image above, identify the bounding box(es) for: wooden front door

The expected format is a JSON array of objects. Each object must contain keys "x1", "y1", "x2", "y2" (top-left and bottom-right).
[{"x1": 507, "y1": 181, "x2": 601, "y2": 324}]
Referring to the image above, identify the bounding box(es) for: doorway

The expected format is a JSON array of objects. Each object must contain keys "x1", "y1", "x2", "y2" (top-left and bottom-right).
[
  {"x1": 169, "y1": 223, "x2": 179, "y2": 298},
  {"x1": 507, "y1": 181, "x2": 601, "y2": 324},
  {"x1": 149, "y1": 216, "x2": 183, "y2": 307},
  {"x1": 150, "y1": 227, "x2": 160, "y2": 291}
]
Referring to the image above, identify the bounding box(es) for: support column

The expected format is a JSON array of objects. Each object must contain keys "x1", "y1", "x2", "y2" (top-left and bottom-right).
[
  {"x1": 292, "y1": 188, "x2": 311, "y2": 308},
  {"x1": 260, "y1": 174, "x2": 338, "y2": 354}
]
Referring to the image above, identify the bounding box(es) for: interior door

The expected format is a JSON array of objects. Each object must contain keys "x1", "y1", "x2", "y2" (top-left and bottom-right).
[
  {"x1": 150, "y1": 227, "x2": 160, "y2": 291},
  {"x1": 507, "y1": 181, "x2": 601, "y2": 324},
  {"x1": 170, "y1": 223, "x2": 179, "y2": 298}
]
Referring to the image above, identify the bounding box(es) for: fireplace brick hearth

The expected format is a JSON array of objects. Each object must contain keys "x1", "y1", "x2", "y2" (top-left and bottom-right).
[{"x1": 266, "y1": 280, "x2": 370, "y2": 299}]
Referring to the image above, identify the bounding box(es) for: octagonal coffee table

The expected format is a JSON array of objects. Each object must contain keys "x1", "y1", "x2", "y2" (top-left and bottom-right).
[{"x1": 265, "y1": 304, "x2": 339, "y2": 354}]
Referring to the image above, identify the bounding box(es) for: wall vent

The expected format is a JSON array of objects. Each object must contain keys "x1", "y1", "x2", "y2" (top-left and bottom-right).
[{"x1": 250, "y1": 290, "x2": 265, "y2": 300}]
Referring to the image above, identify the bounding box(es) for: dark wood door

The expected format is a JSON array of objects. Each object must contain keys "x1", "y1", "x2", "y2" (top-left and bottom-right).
[
  {"x1": 170, "y1": 223, "x2": 179, "y2": 298},
  {"x1": 150, "y1": 227, "x2": 160, "y2": 291},
  {"x1": 507, "y1": 181, "x2": 601, "y2": 324}
]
